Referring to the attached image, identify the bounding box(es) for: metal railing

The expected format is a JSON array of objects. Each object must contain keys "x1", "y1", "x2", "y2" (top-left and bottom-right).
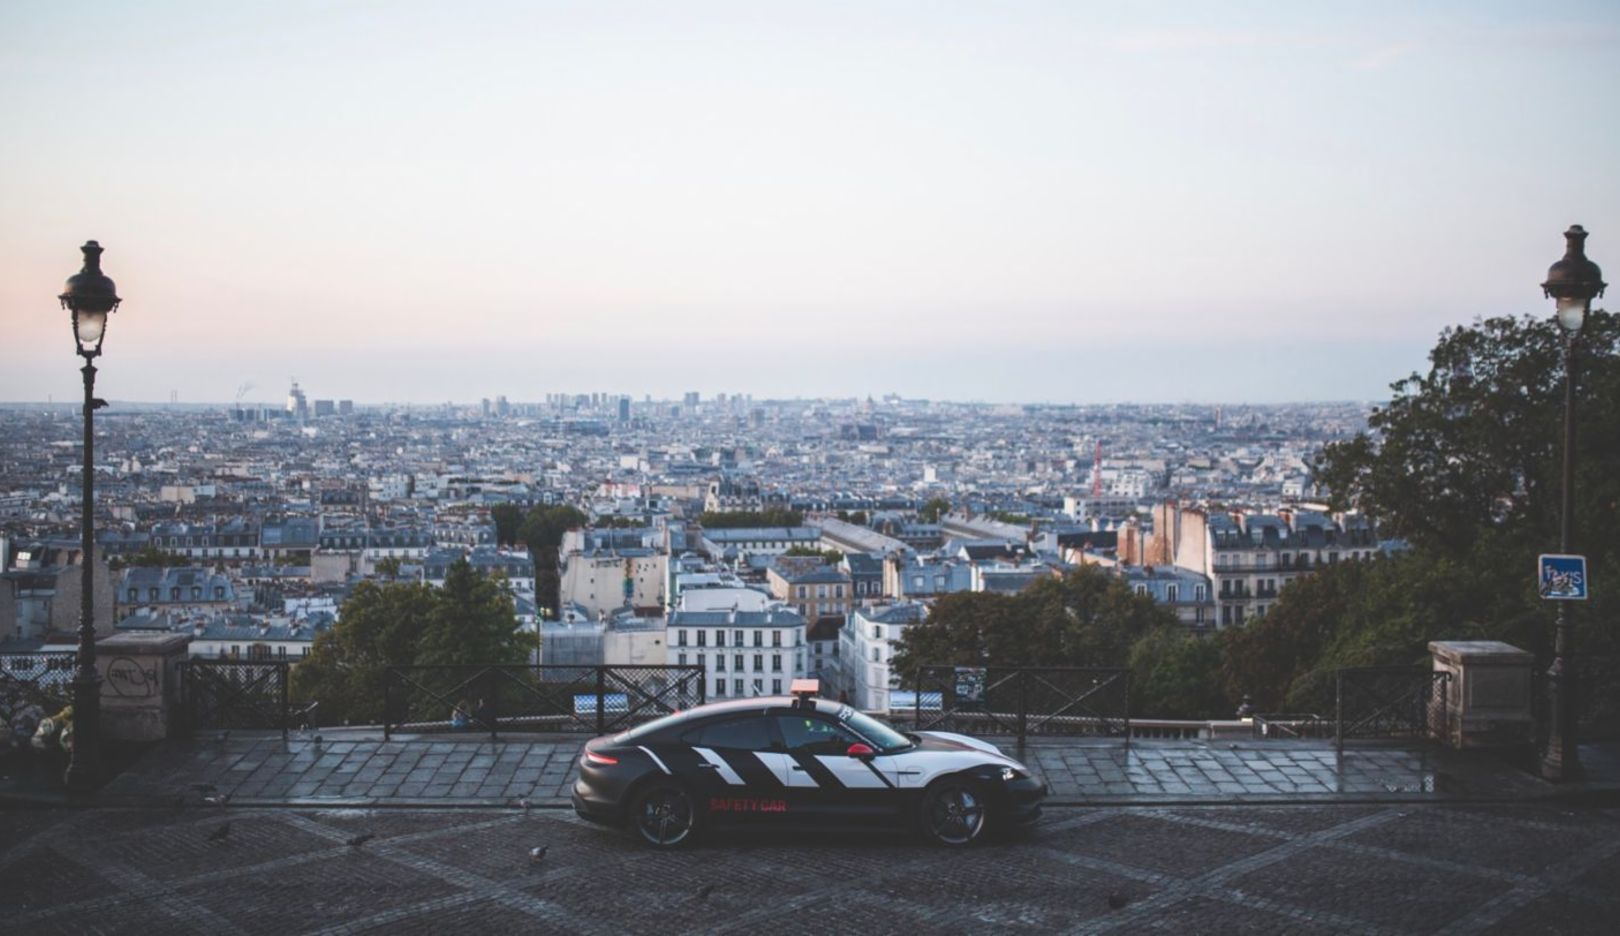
[
  {"x1": 1334, "y1": 667, "x2": 1448, "y2": 754},
  {"x1": 181, "y1": 659, "x2": 291, "y2": 738},
  {"x1": 382, "y1": 664, "x2": 706, "y2": 739},
  {"x1": 902, "y1": 666, "x2": 1130, "y2": 747},
  {"x1": 0, "y1": 652, "x2": 76, "y2": 715}
]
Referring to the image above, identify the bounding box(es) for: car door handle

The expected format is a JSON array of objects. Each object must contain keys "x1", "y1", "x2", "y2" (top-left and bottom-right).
[
  {"x1": 897, "y1": 769, "x2": 923, "y2": 776},
  {"x1": 791, "y1": 765, "x2": 808, "y2": 772},
  {"x1": 697, "y1": 762, "x2": 720, "y2": 770}
]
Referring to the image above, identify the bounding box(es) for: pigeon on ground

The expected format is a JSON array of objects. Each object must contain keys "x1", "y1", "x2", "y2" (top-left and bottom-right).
[
  {"x1": 520, "y1": 797, "x2": 531, "y2": 813},
  {"x1": 694, "y1": 884, "x2": 715, "y2": 901},
  {"x1": 529, "y1": 845, "x2": 548, "y2": 865},
  {"x1": 346, "y1": 833, "x2": 374, "y2": 847},
  {"x1": 207, "y1": 821, "x2": 233, "y2": 842},
  {"x1": 203, "y1": 793, "x2": 231, "y2": 806},
  {"x1": 1106, "y1": 893, "x2": 1130, "y2": 910}
]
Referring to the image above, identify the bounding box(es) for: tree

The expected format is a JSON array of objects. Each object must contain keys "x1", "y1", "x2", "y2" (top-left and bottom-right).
[
  {"x1": 290, "y1": 580, "x2": 438, "y2": 725},
  {"x1": 892, "y1": 565, "x2": 1175, "y2": 681},
  {"x1": 698, "y1": 508, "x2": 805, "y2": 529},
  {"x1": 1309, "y1": 310, "x2": 1620, "y2": 724},
  {"x1": 490, "y1": 504, "x2": 524, "y2": 546},
  {"x1": 107, "y1": 546, "x2": 190, "y2": 571},
  {"x1": 1130, "y1": 627, "x2": 1231, "y2": 720},
  {"x1": 372, "y1": 556, "x2": 402, "y2": 578},
  {"x1": 416, "y1": 560, "x2": 527, "y2": 667},
  {"x1": 290, "y1": 561, "x2": 528, "y2": 725},
  {"x1": 783, "y1": 545, "x2": 843, "y2": 564},
  {"x1": 518, "y1": 505, "x2": 587, "y2": 619},
  {"x1": 918, "y1": 497, "x2": 951, "y2": 523}
]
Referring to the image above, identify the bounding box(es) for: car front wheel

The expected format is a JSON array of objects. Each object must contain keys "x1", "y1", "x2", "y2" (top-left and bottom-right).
[
  {"x1": 627, "y1": 780, "x2": 700, "y2": 848},
  {"x1": 919, "y1": 778, "x2": 988, "y2": 846}
]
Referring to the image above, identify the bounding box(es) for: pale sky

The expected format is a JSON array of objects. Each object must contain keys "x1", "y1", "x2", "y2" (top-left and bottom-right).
[{"x1": 3, "y1": 1, "x2": 1617, "y2": 404}]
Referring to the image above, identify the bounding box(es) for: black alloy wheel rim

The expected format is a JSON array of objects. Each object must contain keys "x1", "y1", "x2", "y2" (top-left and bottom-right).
[
  {"x1": 928, "y1": 786, "x2": 985, "y2": 844},
  {"x1": 638, "y1": 788, "x2": 693, "y2": 845}
]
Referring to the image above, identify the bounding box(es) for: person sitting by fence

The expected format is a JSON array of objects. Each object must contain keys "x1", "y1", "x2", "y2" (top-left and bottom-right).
[{"x1": 451, "y1": 700, "x2": 471, "y2": 729}]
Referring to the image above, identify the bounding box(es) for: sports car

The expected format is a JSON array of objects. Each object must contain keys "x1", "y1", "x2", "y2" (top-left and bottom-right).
[{"x1": 572, "y1": 684, "x2": 1045, "y2": 847}]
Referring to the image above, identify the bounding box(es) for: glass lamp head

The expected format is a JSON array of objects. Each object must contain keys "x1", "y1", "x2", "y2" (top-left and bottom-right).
[{"x1": 59, "y1": 240, "x2": 121, "y2": 358}]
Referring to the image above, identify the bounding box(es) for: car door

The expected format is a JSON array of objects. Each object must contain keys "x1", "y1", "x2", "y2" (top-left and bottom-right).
[
  {"x1": 676, "y1": 714, "x2": 789, "y2": 823},
  {"x1": 770, "y1": 713, "x2": 898, "y2": 818}
]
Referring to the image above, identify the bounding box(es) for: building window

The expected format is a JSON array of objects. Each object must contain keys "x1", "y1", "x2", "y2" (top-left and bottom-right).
[
  {"x1": 835, "y1": 585, "x2": 844, "y2": 598},
  {"x1": 772, "y1": 631, "x2": 781, "y2": 647},
  {"x1": 696, "y1": 630, "x2": 707, "y2": 647},
  {"x1": 715, "y1": 680, "x2": 726, "y2": 696},
  {"x1": 716, "y1": 655, "x2": 725, "y2": 671},
  {"x1": 734, "y1": 629, "x2": 744, "y2": 645},
  {"x1": 677, "y1": 630, "x2": 687, "y2": 647},
  {"x1": 753, "y1": 654, "x2": 764, "y2": 671},
  {"x1": 771, "y1": 655, "x2": 782, "y2": 672},
  {"x1": 733, "y1": 679, "x2": 744, "y2": 696},
  {"x1": 1166, "y1": 585, "x2": 1179, "y2": 603},
  {"x1": 772, "y1": 679, "x2": 782, "y2": 694},
  {"x1": 1195, "y1": 585, "x2": 1207, "y2": 602},
  {"x1": 796, "y1": 585, "x2": 807, "y2": 599},
  {"x1": 1135, "y1": 585, "x2": 1148, "y2": 596},
  {"x1": 716, "y1": 630, "x2": 726, "y2": 647},
  {"x1": 678, "y1": 652, "x2": 687, "y2": 666},
  {"x1": 872, "y1": 647, "x2": 880, "y2": 662},
  {"x1": 753, "y1": 631, "x2": 763, "y2": 647},
  {"x1": 734, "y1": 654, "x2": 744, "y2": 671}
]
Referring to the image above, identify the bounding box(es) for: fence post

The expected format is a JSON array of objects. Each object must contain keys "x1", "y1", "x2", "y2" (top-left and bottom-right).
[
  {"x1": 1123, "y1": 670, "x2": 1132, "y2": 752},
  {"x1": 1334, "y1": 670, "x2": 1344, "y2": 757},
  {"x1": 486, "y1": 668, "x2": 498, "y2": 741},
  {"x1": 595, "y1": 667, "x2": 607, "y2": 735},
  {"x1": 1016, "y1": 671, "x2": 1028, "y2": 752},
  {"x1": 280, "y1": 662, "x2": 289, "y2": 742},
  {"x1": 383, "y1": 669, "x2": 392, "y2": 742}
]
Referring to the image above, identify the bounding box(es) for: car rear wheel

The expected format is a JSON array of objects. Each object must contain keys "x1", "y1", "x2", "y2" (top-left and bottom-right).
[
  {"x1": 628, "y1": 781, "x2": 700, "y2": 848},
  {"x1": 919, "y1": 778, "x2": 988, "y2": 846}
]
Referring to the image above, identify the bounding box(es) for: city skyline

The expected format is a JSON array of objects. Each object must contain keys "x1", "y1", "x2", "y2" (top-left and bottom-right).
[{"x1": 4, "y1": 1, "x2": 1618, "y2": 404}]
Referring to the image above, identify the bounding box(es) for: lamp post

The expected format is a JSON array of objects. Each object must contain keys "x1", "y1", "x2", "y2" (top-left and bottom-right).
[
  {"x1": 59, "y1": 240, "x2": 122, "y2": 793},
  {"x1": 1539, "y1": 225, "x2": 1605, "y2": 782}
]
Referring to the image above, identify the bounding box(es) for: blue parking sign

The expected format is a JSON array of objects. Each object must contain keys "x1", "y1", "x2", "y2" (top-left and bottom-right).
[{"x1": 1538, "y1": 554, "x2": 1588, "y2": 601}]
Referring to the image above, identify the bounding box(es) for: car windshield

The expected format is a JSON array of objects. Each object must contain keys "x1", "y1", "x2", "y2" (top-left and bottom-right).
[
  {"x1": 611, "y1": 709, "x2": 697, "y2": 744},
  {"x1": 840, "y1": 707, "x2": 913, "y2": 753}
]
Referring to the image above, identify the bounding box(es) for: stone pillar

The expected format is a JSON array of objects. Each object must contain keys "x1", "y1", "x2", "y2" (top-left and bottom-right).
[
  {"x1": 1428, "y1": 640, "x2": 1535, "y2": 749},
  {"x1": 95, "y1": 632, "x2": 192, "y2": 742}
]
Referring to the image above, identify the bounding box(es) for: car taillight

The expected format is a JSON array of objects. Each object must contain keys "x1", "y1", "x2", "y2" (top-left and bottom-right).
[{"x1": 583, "y1": 749, "x2": 619, "y2": 766}]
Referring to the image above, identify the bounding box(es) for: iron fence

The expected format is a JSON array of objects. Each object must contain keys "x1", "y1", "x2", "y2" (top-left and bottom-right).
[
  {"x1": 1334, "y1": 666, "x2": 1448, "y2": 753},
  {"x1": 902, "y1": 666, "x2": 1130, "y2": 746},
  {"x1": 383, "y1": 664, "x2": 706, "y2": 739},
  {"x1": 181, "y1": 659, "x2": 290, "y2": 738},
  {"x1": 1251, "y1": 714, "x2": 1333, "y2": 740},
  {"x1": 0, "y1": 652, "x2": 76, "y2": 715}
]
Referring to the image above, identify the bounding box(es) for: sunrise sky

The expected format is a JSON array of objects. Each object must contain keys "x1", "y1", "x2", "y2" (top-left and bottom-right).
[{"x1": 3, "y1": 1, "x2": 1617, "y2": 404}]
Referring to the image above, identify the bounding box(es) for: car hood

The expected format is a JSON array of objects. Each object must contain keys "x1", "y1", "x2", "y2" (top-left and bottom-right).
[{"x1": 912, "y1": 730, "x2": 1018, "y2": 764}]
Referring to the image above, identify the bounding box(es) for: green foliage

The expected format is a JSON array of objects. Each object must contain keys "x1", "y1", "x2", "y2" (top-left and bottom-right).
[
  {"x1": 1130, "y1": 627, "x2": 1231, "y2": 719},
  {"x1": 371, "y1": 556, "x2": 402, "y2": 578},
  {"x1": 918, "y1": 497, "x2": 951, "y2": 523},
  {"x1": 698, "y1": 508, "x2": 805, "y2": 529},
  {"x1": 1308, "y1": 310, "x2": 1620, "y2": 724},
  {"x1": 290, "y1": 560, "x2": 525, "y2": 724},
  {"x1": 783, "y1": 545, "x2": 844, "y2": 564},
  {"x1": 489, "y1": 504, "x2": 524, "y2": 546},
  {"x1": 107, "y1": 546, "x2": 190, "y2": 571},
  {"x1": 891, "y1": 565, "x2": 1176, "y2": 682},
  {"x1": 516, "y1": 505, "x2": 587, "y2": 620}
]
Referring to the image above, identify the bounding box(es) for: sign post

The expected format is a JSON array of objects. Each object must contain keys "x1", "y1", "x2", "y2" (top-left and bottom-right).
[{"x1": 1538, "y1": 554, "x2": 1588, "y2": 601}]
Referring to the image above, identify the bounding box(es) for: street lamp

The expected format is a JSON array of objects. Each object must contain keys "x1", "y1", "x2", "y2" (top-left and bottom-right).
[
  {"x1": 1539, "y1": 224, "x2": 1605, "y2": 782},
  {"x1": 59, "y1": 240, "x2": 122, "y2": 792}
]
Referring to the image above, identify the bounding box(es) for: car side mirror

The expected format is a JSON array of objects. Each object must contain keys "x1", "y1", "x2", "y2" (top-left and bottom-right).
[{"x1": 846, "y1": 742, "x2": 875, "y2": 758}]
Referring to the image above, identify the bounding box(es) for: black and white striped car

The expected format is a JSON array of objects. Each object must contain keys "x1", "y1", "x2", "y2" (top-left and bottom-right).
[{"x1": 572, "y1": 686, "x2": 1046, "y2": 847}]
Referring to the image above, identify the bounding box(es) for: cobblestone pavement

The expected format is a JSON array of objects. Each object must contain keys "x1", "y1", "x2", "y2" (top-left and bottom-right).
[
  {"x1": 3, "y1": 801, "x2": 1616, "y2": 934},
  {"x1": 93, "y1": 733, "x2": 1555, "y2": 808}
]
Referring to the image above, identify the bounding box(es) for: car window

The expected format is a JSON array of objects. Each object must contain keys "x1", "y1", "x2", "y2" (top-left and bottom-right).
[
  {"x1": 682, "y1": 716, "x2": 773, "y2": 751},
  {"x1": 773, "y1": 715, "x2": 861, "y2": 756}
]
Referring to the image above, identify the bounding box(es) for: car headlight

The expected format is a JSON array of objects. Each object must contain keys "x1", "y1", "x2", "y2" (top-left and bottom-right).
[{"x1": 1000, "y1": 766, "x2": 1024, "y2": 782}]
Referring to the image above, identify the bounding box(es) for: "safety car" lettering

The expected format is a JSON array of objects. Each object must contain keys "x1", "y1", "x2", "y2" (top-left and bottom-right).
[{"x1": 708, "y1": 797, "x2": 788, "y2": 813}]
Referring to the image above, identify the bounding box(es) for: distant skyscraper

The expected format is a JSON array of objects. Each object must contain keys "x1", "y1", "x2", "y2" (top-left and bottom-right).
[
  {"x1": 496, "y1": 395, "x2": 510, "y2": 417},
  {"x1": 338, "y1": 400, "x2": 354, "y2": 415},
  {"x1": 618, "y1": 396, "x2": 630, "y2": 423},
  {"x1": 287, "y1": 381, "x2": 308, "y2": 419},
  {"x1": 313, "y1": 399, "x2": 335, "y2": 418}
]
